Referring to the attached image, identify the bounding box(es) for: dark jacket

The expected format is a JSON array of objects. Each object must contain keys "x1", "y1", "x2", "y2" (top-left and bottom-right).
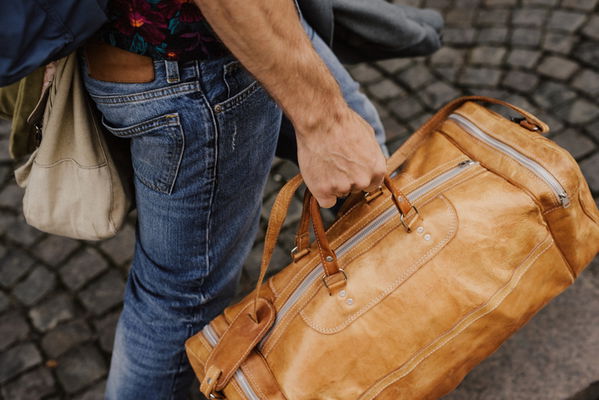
[
  {"x1": 0, "y1": 0, "x2": 108, "y2": 87},
  {"x1": 298, "y1": 0, "x2": 444, "y2": 64}
]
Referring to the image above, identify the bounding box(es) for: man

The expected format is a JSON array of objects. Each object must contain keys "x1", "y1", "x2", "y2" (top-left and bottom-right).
[{"x1": 83, "y1": 0, "x2": 387, "y2": 397}]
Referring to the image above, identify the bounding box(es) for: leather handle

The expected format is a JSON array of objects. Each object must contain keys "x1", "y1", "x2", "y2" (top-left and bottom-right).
[
  {"x1": 292, "y1": 176, "x2": 414, "y2": 260},
  {"x1": 386, "y1": 96, "x2": 549, "y2": 175}
]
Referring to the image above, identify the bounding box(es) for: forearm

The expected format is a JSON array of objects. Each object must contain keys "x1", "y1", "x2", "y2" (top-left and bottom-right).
[{"x1": 193, "y1": 0, "x2": 347, "y2": 133}]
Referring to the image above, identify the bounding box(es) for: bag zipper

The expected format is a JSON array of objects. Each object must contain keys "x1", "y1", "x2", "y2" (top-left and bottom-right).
[
  {"x1": 259, "y1": 159, "x2": 479, "y2": 349},
  {"x1": 448, "y1": 113, "x2": 570, "y2": 208},
  {"x1": 201, "y1": 160, "x2": 478, "y2": 399},
  {"x1": 202, "y1": 324, "x2": 261, "y2": 400}
]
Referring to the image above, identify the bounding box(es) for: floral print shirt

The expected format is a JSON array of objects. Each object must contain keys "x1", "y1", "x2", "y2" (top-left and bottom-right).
[{"x1": 100, "y1": 0, "x2": 229, "y2": 61}]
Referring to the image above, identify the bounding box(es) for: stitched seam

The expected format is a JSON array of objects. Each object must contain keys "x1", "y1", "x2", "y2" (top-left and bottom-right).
[
  {"x1": 268, "y1": 277, "x2": 279, "y2": 297},
  {"x1": 90, "y1": 82, "x2": 200, "y2": 104},
  {"x1": 361, "y1": 237, "x2": 554, "y2": 400},
  {"x1": 32, "y1": 158, "x2": 108, "y2": 169},
  {"x1": 166, "y1": 122, "x2": 185, "y2": 194},
  {"x1": 216, "y1": 306, "x2": 275, "y2": 388},
  {"x1": 300, "y1": 196, "x2": 458, "y2": 334},
  {"x1": 218, "y1": 81, "x2": 261, "y2": 112},
  {"x1": 243, "y1": 361, "x2": 269, "y2": 400},
  {"x1": 102, "y1": 113, "x2": 180, "y2": 137}
]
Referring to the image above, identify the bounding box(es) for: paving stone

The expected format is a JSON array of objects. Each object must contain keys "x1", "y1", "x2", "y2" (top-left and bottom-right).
[
  {"x1": 348, "y1": 64, "x2": 383, "y2": 84},
  {"x1": 532, "y1": 81, "x2": 577, "y2": 110},
  {"x1": 381, "y1": 117, "x2": 410, "y2": 142},
  {"x1": 522, "y1": 0, "x2": 558, "y2": 6},
  {"x1": 12, "y1": 266, "x2": 56, "y2": 306},
  {"x1": 29, "y1": 293, "x2": 76, "y2": 332},
  {"x1": 74, "y1": 380, "x2": 106, "y2": 400},
  {"x1": 0, "y1": 165, "x2": 11, "y2": 184},
  {"x1": 543, "y1": 33, "x2": 576, "y2": 54},
  {"x1": 506, "y1": 49, "x2": 541, "y2": 69},
  {"x1": 502, "y1": 70, "x2": 539, "y2": 92},
  {"x1": 99, "y1": 224, "x2": 135, "y2": 265},
  {"x1": 553, "y1": 129, "x2": 597, "y2": 160},
  {"x1": 572, "y1": 68, "x2": 599, "y2": 97},
  {"x1": 512, "y1": 8, "x2": 549, "y2": 27},
  {"x1": 56, "y1": 345, "x2": 106, "y2": 394},
  {"x1": 397, "y1": 65, "x2": 435, "y2": 90},
  {"x1": 0, "y1": 249, "x2": 36, "y2": 288},
  {"x1": 424, "y1": 0, "x2": 452, "y2": 8},
  {"x1": 562, "y1": 0, "x2": 598, "y2": 10},
  {"x1": 5, "y1": 216, "x2": 45, "y2": 246},
  {"x1": 0, "y1": 183, "x2": 24, "y2": 209},
  {"x1": 375, "y1": 58, "x2": 413, "y2": 75},
  {"x1": 34, "y1": 235, "x2": 80, "y2": 267},
  {"x1": 389, "y1": 96, "x2": 425, "y2": 121},
  {"x1": 94, "y1": 310, "x2": 120, "y2": 353},
  {"x1": 59, "y1": 248, "x2": 109, "y2": 291},
  {"x1": 0, "y1": 310, "x2": 30, "y2": 351},
  {"x1": 469, "y1": 46, "x2": 506, "y2": 66},
  {"x1": 580, "y1": 153, "x2": 599, "y2": 192},
  {"x1": 484, "y1": 0, "x2": 517, "y2": 5},
  {"x1": 549, "y1": 9, "x2": 588, "y2": 33},
  {"x1": 511, "y1": 27, "x2": 542, "y2": 47},
  {"x1": 556, "y1": 99, "x2": 599, "y2": 125},
  {"x1": 78, "y1": 270, "x2": 125, "y2": 315},
  {"x1": 573, "y1": 40, "x2": 599, "y2": 67},
  {"x1": 458, "y1": 67, "x2": 503, "y2": 87},
  {"x1": 582, "y1": 15, "x2": 599, "y2": 40},
  {"x1": 367, "y1": 80, "x2": 405, "y2": 101},
  {"x1": 0, "y1": 290, "x2": 10, "y2": 313},
  {"x1": 585, "y1": 120, "x2": 599, "y2": 142},
  {"x1": 446, "y1": 8, "x2": 476, "y2": 27},
  {"x1": 0, "y1": 342, "x2": 42, "y2": 384},
  {"x1": 537, "y1": 56, "x2": 579, "y2": 80},
  {"x1": 430, "y1": 47, "x2": 466, "y2": 66},
  {"x1": 0, "y1": 367, "x2": 55, "y2": 400},
  {"x1": 475, "y1": 9, "x2": 510, "y2": 27},
  {"x1": 432, "y1": 65, "x2": 461, "y2": 82},
  {"x1": 41, "y1": 319, "x2": 93, "y2": 358},
  {"x1": 443, "y1": 28, "x2": 477, "y2": 46},
  {"x1": 476, "y1": 27, "x2": 509, "y2": 44},
  {"x1": 418, "y1": 81, "x2": 462, "y2": 110}
]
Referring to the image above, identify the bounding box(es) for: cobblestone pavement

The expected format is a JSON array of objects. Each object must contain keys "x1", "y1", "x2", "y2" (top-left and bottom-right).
[{"x1": 1, "y1": 0, "x2": 599, "y2": 399}]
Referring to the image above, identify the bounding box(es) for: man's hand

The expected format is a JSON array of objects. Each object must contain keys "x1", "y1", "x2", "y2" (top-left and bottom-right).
[
  {"x1": 194, "y1": 0, "x2": 386, "y2": 207},
  {"x1": 296, "y1": 107, "x2": 386, "y2": 208}
]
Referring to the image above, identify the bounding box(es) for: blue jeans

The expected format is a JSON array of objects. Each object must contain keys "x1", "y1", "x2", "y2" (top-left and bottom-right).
[{"x1": 83, "y1": 24, "x2": 385, "y2": 400}]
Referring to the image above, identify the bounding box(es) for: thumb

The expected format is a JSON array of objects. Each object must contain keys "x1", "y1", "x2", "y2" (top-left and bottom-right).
[{"x1": 315, "y1": 193, "x2": 337, "y2": 209}]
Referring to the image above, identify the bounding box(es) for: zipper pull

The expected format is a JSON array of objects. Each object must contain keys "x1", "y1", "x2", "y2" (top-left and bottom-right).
[{"x1": 458, "y1": 160, "x2": 476, "y2": 168}]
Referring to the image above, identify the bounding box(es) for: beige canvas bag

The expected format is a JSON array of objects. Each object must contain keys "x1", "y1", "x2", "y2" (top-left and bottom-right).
[
  {"x1": 186, "y1": 96, "x2": 599, "y2": 399},
  {"x1": 14, "y1": 53, "x2": 132, "y2": 241}
]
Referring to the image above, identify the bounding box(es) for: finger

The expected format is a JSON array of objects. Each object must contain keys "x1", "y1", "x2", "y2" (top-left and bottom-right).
[{"x1": 316, "y1": 194, "x2": 337, "y2": 209}]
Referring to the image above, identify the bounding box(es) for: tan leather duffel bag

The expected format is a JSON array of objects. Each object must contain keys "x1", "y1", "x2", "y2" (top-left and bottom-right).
[{"x1": 186, "y1": 96, "x2": 599, "y2": 400}]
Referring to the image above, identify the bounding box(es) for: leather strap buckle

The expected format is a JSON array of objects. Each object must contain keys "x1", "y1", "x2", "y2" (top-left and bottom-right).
[
  {"x1": 400, "y1": 205, "x2": 420, "y2": 233},
  {"x1": 322, "y1": 269, "x2": 348, "y2": 295},
  {"x1": 291, "y1": 246, "x2": 310, "y2": 262},
  {"x1": 364, "y1": 186, "x2": 384, "y2": 203}
]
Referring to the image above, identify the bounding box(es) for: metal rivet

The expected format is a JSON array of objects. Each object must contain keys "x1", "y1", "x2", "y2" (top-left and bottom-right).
[
  {"x1": 424, "y1": 234, "x2": 431, "y2": 241},
  {"x1": 346, "y1": 298, "x2": 354, "y2": 305},
  {"x1": 206, "y1": 377, "x2": 212, "y2": 384},
  {"x1": 325, "y1": 256, "x2": 334, "y2": 262},
  {"x1": 339, "y1": 290, "x2": 346, "y2": 298},
  {"x1": 416, "y1": 226, "x2": 424, "y2": 235},
  {"x1": 214, "y1": 104, "x2": 223, "y2": 113}
]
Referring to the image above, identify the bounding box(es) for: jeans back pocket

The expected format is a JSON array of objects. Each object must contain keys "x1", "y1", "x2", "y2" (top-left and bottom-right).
[{"x1": 102, "y1": 113, "x2": 184, "y2": 195}]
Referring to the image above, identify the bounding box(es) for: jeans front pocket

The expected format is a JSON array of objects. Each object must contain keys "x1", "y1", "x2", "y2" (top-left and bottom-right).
[{"x1": 102, "y1": 113, "x2": 185, "y2": 195}]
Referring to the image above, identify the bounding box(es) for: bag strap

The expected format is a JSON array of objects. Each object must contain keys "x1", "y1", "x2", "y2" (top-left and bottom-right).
[{"x1": 385, "y1": 95, "x2": 549, "y2": 175}]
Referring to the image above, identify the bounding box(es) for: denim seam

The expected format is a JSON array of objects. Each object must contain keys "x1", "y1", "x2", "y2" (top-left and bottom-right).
[
  {"x1": 102, "y1": 114, "x2": 181, "y2": 137},
  {"x1": 166, "y1": 120, "x2": 186, "y2": 195},
  {"x1": 168, "y1": 323, "x2": 193, "y2": 399},
  {"x1": 90, "y1": 82, "x2": 201, "y2": 105},
  {"x1": 217, "y1": 80, "x2": 261, "y2": 112}
]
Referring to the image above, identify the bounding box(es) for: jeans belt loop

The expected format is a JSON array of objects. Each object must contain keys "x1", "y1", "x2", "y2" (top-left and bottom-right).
[{"x1": 165, "y1": 60, "x2": 181, "y2": 84}]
